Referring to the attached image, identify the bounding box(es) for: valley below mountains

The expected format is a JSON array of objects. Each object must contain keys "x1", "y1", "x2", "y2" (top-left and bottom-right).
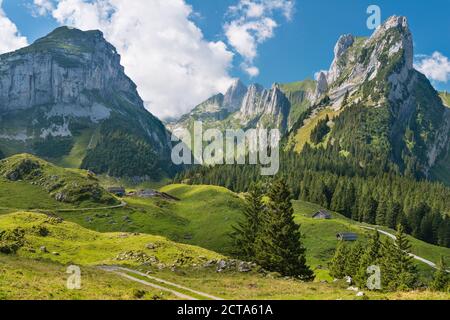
[{"x1": 0, "y1": 15, "x2": 449, "y2": 300}]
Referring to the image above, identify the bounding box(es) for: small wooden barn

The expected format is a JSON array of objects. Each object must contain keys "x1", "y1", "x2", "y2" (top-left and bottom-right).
[
  {"x1": 107, "y1": 187, "x2": 126, "y2": 197},
  {"x1": 336, "y1": 232, "x2": 358, "y2": 241},
  {"x1": 312, "y1": 209, "x2": 332, "y2": 219}
]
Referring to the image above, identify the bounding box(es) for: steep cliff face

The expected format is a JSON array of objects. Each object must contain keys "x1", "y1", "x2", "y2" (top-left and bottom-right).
[
  {"x1": 0, "y1": 27, "x2": 176, "y2": 179},
  {"x1": 237, "y1": 83, "x2": 291, "y2": 131},
  {"x1": 0, "y1": 27, "x2": 140, "y2": 113},
  {"x1": 288, "y1": 16, "x2": 450, "y2": 179},
  {"x1": 223, "y1": 79, "x2": 247, "y2": 112},
  {"x1": 171, "y1": 79, "x2": 315, "y2": 138}
]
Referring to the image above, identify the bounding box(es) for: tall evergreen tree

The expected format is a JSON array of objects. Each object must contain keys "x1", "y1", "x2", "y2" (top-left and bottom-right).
[
  {"x1": 375, "y1": 201, "x2": 387, "y2": 226},
  {"x1": 255, "y1": 179, "x2": 314, "y2": 280},
  {"x1": 329, "y1": 242, "x2": 350, "y2": 279},
  {"x1": 381, "y1": 225, "x2": 418, "y2": 290},
  {"x1": 355, "y1": 231, "x2": 382, "y2": 288},
  {"x1": 232, "y1": 182, "x2": 265, "y2": 260},
  {"x1": 344, "y1": 242, "x2": 364, "y2": 277},
  {"x1": 430, "y1": 256, "x2": 449, "y2": 292}
]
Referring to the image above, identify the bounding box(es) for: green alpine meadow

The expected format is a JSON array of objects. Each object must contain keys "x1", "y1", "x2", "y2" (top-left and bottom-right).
[{"x1": 0, "y1": 1, "x2": 449, "y2": 305}]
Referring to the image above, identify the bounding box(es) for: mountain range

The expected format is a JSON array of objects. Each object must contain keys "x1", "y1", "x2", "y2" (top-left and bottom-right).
[
  {"x1": 171, "y1": 16, "x2": 450, "y2": 182},
  {"x1": 1, "y1": 16, "x2": 449, "y2": 184}
]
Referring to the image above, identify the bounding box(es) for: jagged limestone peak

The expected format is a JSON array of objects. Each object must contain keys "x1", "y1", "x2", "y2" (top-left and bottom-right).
[{"x1": 223, "y1": 79, "x2": 248, "y2": 112}]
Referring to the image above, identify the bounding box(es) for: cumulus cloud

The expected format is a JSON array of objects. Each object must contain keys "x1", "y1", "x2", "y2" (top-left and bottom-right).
[
  {"x1": 32, "y1": 0, "x2": 55, "y2": 16},
  {"x1": 33, "y1": 0, "x2": 234, "y2": 119},
  {"x1": 0, "y1": 0, "x2": 28, "y2": 54},
  {"x1": 224, "y1": 0, "x2": 294, "y2": 77},
  {"x1": 415, "y1": 52, "x2": 450, "y2": 83}
]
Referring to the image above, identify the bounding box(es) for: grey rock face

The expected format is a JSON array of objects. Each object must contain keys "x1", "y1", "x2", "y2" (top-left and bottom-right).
[
  {"x1": 322, "y1": 16, "x2": 415, "y2": 108},
  {"x1": 327, "y1": 34, "x2": 355, "y2": 84},
  {"x1": 238, "y1": 83, "x2": 291, "y2": 132},
  {"x1": 315, "y1": 72, "x2": 328, "y2": 98},
  {"x1": 0, "y1": 27, "x2": 141, "y2": 114},
  {"x1": 223, "y1": 79, "x2": 247, "y2": 112},
  {"x1": 239, "y1": 83, "x2": 265, "y2": 117}
]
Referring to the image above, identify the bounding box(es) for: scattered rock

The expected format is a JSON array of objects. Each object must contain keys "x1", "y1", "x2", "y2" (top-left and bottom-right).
[
  {"x1": 39, "y1": 246, "x2": 48, "y2": 253},
  {"x1": 237, "y1": 261, "x2": 252, "y2": 273},
  {"x1": 216, "y1": 260, "x2": 228, "y2": 272},
  {"x1": 203, "y1": 260, "x2": 217, "y2": 268},
  {"x1": 347, "y1": 286, "x2": 359, "y2": 292},
  {"x1": 145, "y1": 243, "x2": 157, "y2": 250},
  {"x1": 115, "y1": 251, "x2": 159, "y2": 264},
  {"x1": 52, "y1": 252, "x2": 60, "y2": 256},
  {"x1": 356, "y1": 291, "x2": 365, "y2": 297}
]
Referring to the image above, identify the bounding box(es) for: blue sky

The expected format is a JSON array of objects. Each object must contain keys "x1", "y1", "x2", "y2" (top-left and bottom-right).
[
  {"x1": 187, "y1": 0, "x2": 450, "y2": 91},
  {"x1": 0, "y1": 0, "x2": 449, "y2": 118}
]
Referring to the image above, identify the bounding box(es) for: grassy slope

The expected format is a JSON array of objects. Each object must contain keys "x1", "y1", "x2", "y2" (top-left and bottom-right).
[
  {"x1": 151, "y1": 269, "x2": 448, "y2": 300},
  {"x1": 55, "y1": 129, "x2": 93, "y2": 168},
  {"x1": 0, "y1": 179, "x2": 74, "y2": 211},
  {"x1": 288, "y1": 108, "x2": 341, "y2": 153},
  {"x1": 0, "y1": 154, "x2": 117, "y2": 209},
  {"x1": 57, "y1": 184, "x2": 243, "y2": 254},
  {"x1": 1, "y1": 211, "x2": 447, "y2": 300},
  {"x1": 0, "y1": 212, "x2": 222, "y2": 267},
  {"x1": 53, "y1": 184, "x2": 449, "y2": 276},
  {"x1": 0, "y1": 254, "x2": 176, "y2": 300}
]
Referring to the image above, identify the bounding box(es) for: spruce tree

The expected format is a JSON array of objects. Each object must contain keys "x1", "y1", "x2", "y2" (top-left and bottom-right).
[
  {"x1": 355, "y1": 231, "x2": 381, "y2": 288},
  {"x1": 381, "y1": 225, "x2": 418, "y2": 290},
  {"x1": 255, "y1": 179, "x2": 314, "y2": 280},
  {"x1": 232, "y1": 182, "x2": 265, "y2": 260},
  {"x1": 430, "y1": 257, "x2": 449, "y2": 292},
  {"x1": 329, "y1": 242, "x2": 350, "y2": 279},
  {"x1": 375, "y1": 201, "x2": 387, "y2": 226},
  {"x1": 344, "y1": 242, "x2": 364, "y2": 278}
]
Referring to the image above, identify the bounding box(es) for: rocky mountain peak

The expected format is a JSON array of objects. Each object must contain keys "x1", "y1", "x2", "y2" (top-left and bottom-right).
[
  {"x1": 315, "y1": 72, "x2": 328, "y2": 98},
  {"x1": 240, "y1": 83, "x2": 265, "y2": 116},
  {"x1": 334, "y1": 34, "x2": 355, "y2": 60},
  {"x1": 223, "y1": 79, "x2": 247, "y2": 112},
  {"x1": 321, "y1": 15, "x2": 415, "y2": 108},
  {"x1": 0, "y1": 26, "x2": 141, "y2": 114},
  {"x1": 372, "y1": 15, "x2": 413, "y2": 69}
]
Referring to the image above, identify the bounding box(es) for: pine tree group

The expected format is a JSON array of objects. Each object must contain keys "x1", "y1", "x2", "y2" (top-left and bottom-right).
[
  {"x1": 232, "y1": 180, "x2": 314, "y2": 280},
  {"x1": 329, "y1": 226, "x2": 420, "y2": 292}
]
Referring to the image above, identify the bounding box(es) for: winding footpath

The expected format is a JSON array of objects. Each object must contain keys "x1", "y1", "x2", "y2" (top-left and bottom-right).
[
  {"x1": 360, "y1": 226, "x2": 449, "y2": 271},
  {"x1": 99, "y1": 265, "x2": 223, "y2": 300}
]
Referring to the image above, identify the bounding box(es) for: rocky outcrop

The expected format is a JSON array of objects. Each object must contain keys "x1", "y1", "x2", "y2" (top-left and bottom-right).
[
  {"x1": 0, "y1": 27, "x2": 141, "y2": 114},
  {"x1": 239, "y1": 83, "x2": 265, "y2": 117},
  {"x1": 315, "y1": 72, "x2": 328, "y2": 99},
  {"x1": 327, "y1": 34, "x2": 354, "y2": 84},
  {"x1": 223, "y1": 79, "x2": 247, "y2": 112}
]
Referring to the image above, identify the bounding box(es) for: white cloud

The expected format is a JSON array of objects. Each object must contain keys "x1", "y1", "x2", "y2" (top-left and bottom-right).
[
  {"x1": 32, "y1": 0, "x2": 55, "y2": 16},
  {"x1": 415, "y1": 52, "x2": 450, "y2": 83},
  {"x1": 0, "y1": 0, "x2": 28, "y2": 54},
  {"x1": 242, "y1": 63, "x2": 260, "y2": 77},
  {"x1": 33, "y1": 0, "x2": 234, "y2": 119},
  {"x1": 224, "y1": 0, "x2": 294, "y2": 76}
]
